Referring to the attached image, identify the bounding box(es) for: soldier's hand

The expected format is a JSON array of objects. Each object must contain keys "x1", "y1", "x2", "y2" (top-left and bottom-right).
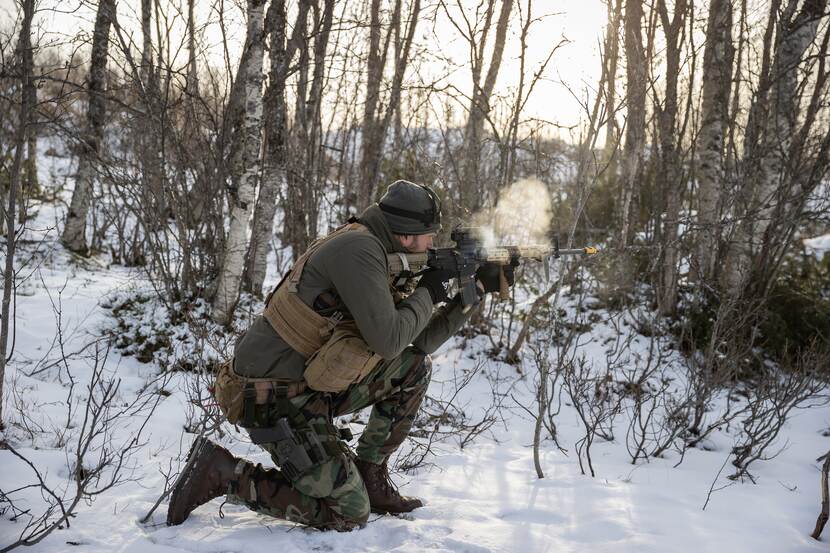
[
  {"x1": 475, "y1": 261, "x2": 518, "y2": 295},
  {"x1": 417, "y1": 267, "x2": 453, "y2": 304}
]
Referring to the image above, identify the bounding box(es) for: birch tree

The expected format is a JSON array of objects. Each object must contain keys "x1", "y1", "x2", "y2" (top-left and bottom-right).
[
  {"x1": 655, "y1": 0, "x2": 688, "y2": 316},
  {"x1": 61, "y1": 0, "x2": 116, "y2": 253},
  {"x1": 244, "y1": 0, "x2": 310, "y2": 295},
  {"x1": 731, "y1": 0, "x2": 829, "y2": 293},
  {"x1": 212, "y1": 0, "x2": 267, "y2": 324},
  {"x1": 1, "y1": 0, "x2": 35, "y2": 428},
  {"x1": 619, "y1": 0, "x2": 646, "y2": 246},
  {"x1": 696, "y1": 0, "x2": 734, "y2": 283},
  {"x1": 244, "y1": 0, "x2": 290, "y2": 296}
]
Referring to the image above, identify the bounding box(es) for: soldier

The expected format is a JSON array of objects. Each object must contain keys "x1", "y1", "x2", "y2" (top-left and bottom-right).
[{"x1": 167, "y1": 180, "x2": 515, "y2": 531}]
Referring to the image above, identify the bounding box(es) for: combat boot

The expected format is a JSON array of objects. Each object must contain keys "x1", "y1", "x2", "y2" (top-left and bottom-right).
[
  {"x1": 354, "y1": 459, "x2": 423, "y2": 514},
  {"x1": 166, "y1": 437, "x2": 239, "y2": 526}
]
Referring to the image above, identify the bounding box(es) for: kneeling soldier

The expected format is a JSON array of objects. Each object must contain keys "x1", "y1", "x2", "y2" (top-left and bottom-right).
[{"x1": 167, "y1": 180, "x2": 515, "y2": 530}]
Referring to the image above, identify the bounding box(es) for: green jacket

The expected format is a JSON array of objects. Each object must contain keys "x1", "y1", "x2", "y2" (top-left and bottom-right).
[{"x1": 234, "y1": 204, "x2": 471, "y2": 380}]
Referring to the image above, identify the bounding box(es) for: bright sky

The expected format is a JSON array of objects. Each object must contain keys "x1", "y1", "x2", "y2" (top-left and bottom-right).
[
  {"x1": 0, "y1": 0, "x2": 607, "y2": 136},
  {"x1": 424, "y1": 1, "x2": 607, "y2": 135}
]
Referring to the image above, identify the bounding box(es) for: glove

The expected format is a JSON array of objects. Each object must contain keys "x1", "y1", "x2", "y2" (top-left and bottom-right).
[
  {"x1": 476, "y1": 260, "x2": 518, "y2": 294},
  {"x1": 416, "y1": 267, "x2": 453, "y2": 304}
]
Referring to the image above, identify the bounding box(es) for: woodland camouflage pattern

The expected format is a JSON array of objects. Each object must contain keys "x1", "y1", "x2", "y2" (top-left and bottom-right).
[{"x1": 228, "y1": 347, "x2": 431, "y2": 527}]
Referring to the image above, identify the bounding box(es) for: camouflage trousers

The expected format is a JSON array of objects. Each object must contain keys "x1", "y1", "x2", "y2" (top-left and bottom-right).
[{"x1": 227, "y1": 346, "x2": 431, "y2": 529}]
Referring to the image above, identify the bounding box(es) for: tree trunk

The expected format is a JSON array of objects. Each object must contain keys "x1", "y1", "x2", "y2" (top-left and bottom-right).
[
  {"x1": 0, "y1": 0, "x2": 35, "y2": 428},
  {"x1": 603, "y1": 0, "x2": 623, "y2": 159},
  {"x1": 744, "y1": 9, "x2": 830, "y2": 300},
  {"x1": 462, "y1": 0, "x2": 512, "y2": 209},
  {"x1": 285, "y1": 3, "x2": 312, "y2": 257},
  {"x1": 301, "y1": 0, "x2": 335, "y2": 240},
  {"x1": 140, "y1": 0, "x2": 154, "y2": 89},
  {"x1": 696, "y1": 0, "x2": 734, "y2": 283},
  {"x1": 656, "y1": 0, "x2": 687, "y2": 316},
  {"x1": 186, "y1": 0, "x2": 199, "y2": 97},
  {"x1": 356, "y1": 0, "x2": 386, "y2": 211},
  {"x1": 730, "y1": 0, "x2": 827, "y2": 292},
  {"x1": 619, "y1": 0, "x2": 646, "y2": 246},
  {"x1": 212, "y1": 0, "x2": 267, "y2": 324},
  {"x1": 136, "y1": 0, "x2": 165, "y2": 244},
  {"x1": 244, "y1": 0, "x2": 289, "y2": 296},
  {"x1": 21, "y1": 9, "x2": 38, "y2": 218},
  {"x1": 358, "y1": 0, "x2": 421, "y2": 210},
  {"x1": 61, "y1": 0, "x2": 115, "y2": 253}
]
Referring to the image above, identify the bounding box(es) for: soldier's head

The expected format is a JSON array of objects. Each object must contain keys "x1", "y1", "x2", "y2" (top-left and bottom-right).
[{"x1": 378, "y1": 180, "x2": 442, "y2": 253}]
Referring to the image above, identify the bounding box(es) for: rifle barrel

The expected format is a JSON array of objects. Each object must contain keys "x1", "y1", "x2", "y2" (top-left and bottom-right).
[{"x1": 481, "y1": 245, "x2": 599, "y2": 263}]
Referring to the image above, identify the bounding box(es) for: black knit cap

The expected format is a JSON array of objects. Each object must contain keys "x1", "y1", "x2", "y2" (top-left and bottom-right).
[{"x1": 377, "y1": 180, "x2": 442, "y2": 235}]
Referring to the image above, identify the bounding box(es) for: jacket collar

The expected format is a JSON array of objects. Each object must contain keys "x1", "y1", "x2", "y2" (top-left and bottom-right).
[{"x1": 357, "y1": 204, "x2": 409, "y2": 254}]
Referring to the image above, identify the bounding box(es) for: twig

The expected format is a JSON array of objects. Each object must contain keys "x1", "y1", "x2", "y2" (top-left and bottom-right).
[{"x1": 702, "y1": 453, "x2": 734, "y2": 511}]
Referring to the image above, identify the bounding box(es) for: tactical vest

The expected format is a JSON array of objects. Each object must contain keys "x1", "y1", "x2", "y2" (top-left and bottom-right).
[{"x1": 262, "y1": 221, "x2": 418, "y2": 392}]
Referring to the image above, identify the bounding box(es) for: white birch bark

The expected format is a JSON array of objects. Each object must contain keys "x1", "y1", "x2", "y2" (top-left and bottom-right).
[
  {"x1": 730, "y1": 0, "x2": 826, "y2": 290},
  {"x1": 696, "y1": 0, "x2": 734, "y2": 282},
  {"x1": 212, "y1": 0, "x2": 266, "y2": 324},
  {"x1": 61, "y1": 0, "x2": 114, "y2": 253},
  {"x1": 245, "y1": 0, "x2": 289, "y2": 296}
]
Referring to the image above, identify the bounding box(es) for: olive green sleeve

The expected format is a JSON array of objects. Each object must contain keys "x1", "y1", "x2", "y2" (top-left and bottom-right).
[
  {"x1": 321, "y1": 234, "x2": 435, "y2": 360},
  {"x1": 411, "y1": 296, "x2": 472, "y2": 354}
]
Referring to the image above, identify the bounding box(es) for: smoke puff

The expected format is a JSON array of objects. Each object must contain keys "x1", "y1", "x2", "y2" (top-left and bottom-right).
[{"x1": 470, "y1": 178, "x2": 552, "y2": 248}]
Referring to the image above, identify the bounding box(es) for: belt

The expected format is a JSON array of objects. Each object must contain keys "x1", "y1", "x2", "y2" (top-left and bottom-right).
[{"x1": 252, "y1": 380, "x2": 307, "y2": 404}]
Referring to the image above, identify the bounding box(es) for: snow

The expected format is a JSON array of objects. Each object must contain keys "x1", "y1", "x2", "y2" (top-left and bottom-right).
[
  {"x1": 2, "y1": 141, "x2": 830, "y2": 553},
  {"x1": 805, "y1": 234, "x2": 830, "y2": 262}
]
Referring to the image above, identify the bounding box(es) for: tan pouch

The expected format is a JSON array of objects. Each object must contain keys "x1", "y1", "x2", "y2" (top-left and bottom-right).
[
  {"x1": 212, "y1": 359, "x2": 245, "y2": 424},
  {"x1": 304, "y1": 325, "x2": 382, "y2": 393},
  {"x1": 213, "y1": 361, "x2": 309, "y2": 424}
]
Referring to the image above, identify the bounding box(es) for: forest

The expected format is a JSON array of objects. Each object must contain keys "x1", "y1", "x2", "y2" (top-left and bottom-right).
[{"x1": 0, "y1": 0, "x2": 829, "y2": 551}]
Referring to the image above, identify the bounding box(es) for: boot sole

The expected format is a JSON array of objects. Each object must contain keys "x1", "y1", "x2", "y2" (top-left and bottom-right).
[
  {"x1": 369, "y1": 504, "x2": 423, "y2": 515},
  {"x1": 166, "y1": 436, "x2": 212, "y2": 526}
]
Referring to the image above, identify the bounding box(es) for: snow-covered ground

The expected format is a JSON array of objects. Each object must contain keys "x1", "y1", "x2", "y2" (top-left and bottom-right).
[
  {"x1": 1, "y1": 141, "x2": 829, "y2": 553},
  {"x1": 805, "y1": 234, "x2": 830, "y2": 262}
]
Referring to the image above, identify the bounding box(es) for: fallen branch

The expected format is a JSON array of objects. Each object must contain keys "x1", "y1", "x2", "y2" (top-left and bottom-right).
[{"x1": 811, "y1": 450, "x2": 830, "y2": 540}]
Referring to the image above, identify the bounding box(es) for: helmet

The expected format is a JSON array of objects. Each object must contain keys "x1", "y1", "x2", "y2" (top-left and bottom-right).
[{"x1": 377, "y1": 180, "x2": 442, "y2": 235}]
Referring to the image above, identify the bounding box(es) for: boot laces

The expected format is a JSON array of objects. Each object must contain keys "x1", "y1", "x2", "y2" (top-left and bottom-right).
[{"x1": 374, "y1": 463, "x2": 402, "y2": 498}]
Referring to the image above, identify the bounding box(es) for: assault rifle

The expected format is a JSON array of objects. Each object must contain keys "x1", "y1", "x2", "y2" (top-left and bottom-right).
[{"x1": 387, "y1": 227, "x2": 599, "y2": 308}]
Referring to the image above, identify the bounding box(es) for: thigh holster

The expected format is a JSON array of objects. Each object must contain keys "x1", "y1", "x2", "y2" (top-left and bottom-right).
[{"x1": 242, "y1": 388, "x2": 347, "y2": 480}]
